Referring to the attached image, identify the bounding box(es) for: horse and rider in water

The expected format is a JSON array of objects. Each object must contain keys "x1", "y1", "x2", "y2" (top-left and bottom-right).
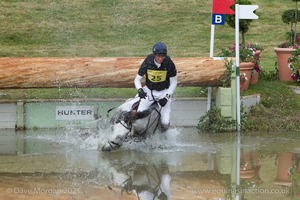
[{"x1": 102, "y1": 42, "x2": 178, "y2": 152}]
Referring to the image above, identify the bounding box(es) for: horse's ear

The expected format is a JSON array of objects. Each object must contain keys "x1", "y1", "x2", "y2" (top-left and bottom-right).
[
  {"x1": 130, "y1": 110, "x2": 137, "y2": 118},
  {"x1": 131, "y1": 100, "x2": 140, "y2": 110}
]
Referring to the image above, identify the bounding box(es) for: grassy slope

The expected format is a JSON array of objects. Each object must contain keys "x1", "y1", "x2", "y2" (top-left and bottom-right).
[
  {"x1": 244, "y1": 80, "x2": 300, "y2": 134},
  {"x1": 0, "y1": 0, "x2": 291, "y2": 69}
]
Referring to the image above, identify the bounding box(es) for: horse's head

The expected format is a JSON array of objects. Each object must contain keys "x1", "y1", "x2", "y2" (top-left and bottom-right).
[{"x1": 101, "y1": 122, "x2": 131, "y2": 152}]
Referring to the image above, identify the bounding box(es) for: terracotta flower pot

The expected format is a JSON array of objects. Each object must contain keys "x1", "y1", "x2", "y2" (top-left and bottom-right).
[
  {"x1": 274, "y1": 152, "x2": 294, "y2": 187},
  {"x1": 250, "y1": 70, "x2": 259, "y2": 85},
  {"x1": 240, "y1": 62, "x2": 255, "y2": 92},
  {"x1": 255, "y1": 50, "x2": 262, "y2": 55},
  {"x1": 274, "y1": 47, "x2": 295, "y2": 82},
  {"x1": 240, "y1": 150, "x2": 262, "y2": 182}
]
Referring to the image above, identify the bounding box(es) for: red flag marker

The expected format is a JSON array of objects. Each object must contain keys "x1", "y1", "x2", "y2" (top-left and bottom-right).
[{"x1": 212, "y1": 0, "x2": 235, "y2": 15}]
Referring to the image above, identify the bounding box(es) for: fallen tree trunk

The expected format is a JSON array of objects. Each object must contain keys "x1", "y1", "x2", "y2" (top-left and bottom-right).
[{"x1": 0, "y1": 57, "x2": 226, "y2": 88}]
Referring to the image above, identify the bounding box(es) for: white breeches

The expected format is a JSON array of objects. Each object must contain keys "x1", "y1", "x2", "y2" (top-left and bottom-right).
[{"x1": 137, "y1": 86, "x2": 171, "y2": 126}]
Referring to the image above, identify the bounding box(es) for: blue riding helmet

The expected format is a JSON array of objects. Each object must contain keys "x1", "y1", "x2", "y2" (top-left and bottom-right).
[{"x1": 152, "y1": 42, "x2": 167, "y2": 56}]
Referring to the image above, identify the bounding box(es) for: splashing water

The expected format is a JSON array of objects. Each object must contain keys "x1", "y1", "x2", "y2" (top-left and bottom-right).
[
  {"x1": 121, "y1": 128, "x2": 204, "y2": 153},
  {"x1": 23, "y1": 120, "x2": 207, "y2": 155},
  {"x1": 70, "y1": 125, "x2": 207, "y2": 153},
  {"x1": 63, "y1": 119, "x2": 112, "y2": 150}
]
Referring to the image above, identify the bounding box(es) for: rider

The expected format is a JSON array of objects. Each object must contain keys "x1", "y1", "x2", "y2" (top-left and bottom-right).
[{"x1": 134, "y1": 42, "x2": 177, "y2": 132}]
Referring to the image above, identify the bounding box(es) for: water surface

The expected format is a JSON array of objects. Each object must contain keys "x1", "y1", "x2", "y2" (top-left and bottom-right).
[{"x1": 0, "y1": 127, "x2": 299, "y2": 200}]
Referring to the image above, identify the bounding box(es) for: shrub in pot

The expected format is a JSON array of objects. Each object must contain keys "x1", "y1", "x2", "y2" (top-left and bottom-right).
[{"x1": 274, "y1": 0, "x2": 300, "y2": 81}]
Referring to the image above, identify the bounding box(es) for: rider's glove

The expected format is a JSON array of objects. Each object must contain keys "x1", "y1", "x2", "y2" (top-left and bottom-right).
[
  {"x1": 138, "y1": 88, "x2": 147, "y2": 99},
  {"x1": 159, "y1": 94, "x2": 170, "y2": 107}
]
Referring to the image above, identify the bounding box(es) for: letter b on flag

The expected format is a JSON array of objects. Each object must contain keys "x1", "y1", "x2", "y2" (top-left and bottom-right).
[{"x1": 212, "y1": 14, "x2": 225, "y2": 25}]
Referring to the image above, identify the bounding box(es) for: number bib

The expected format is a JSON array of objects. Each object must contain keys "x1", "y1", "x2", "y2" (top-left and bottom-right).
[{"x1": 147, "y1": 69, "x2": 167, "y2": 83}]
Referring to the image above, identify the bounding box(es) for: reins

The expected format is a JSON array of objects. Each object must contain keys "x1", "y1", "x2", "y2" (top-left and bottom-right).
[
  {"x1": 140, "y1": 104, "x2": 162, "y2": 136},
  {"x1": 119, "y1": 120, "x2": 132, "y2": 131},
  {"x1": 107, "y1": 92, "x2": 163, "y2": 137},
  {"x1": 140, "y1": 90, "x2": 162, "y2": 135}
]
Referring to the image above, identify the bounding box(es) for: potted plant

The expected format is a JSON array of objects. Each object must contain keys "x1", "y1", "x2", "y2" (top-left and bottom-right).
[
  {"x1": 223, "y1": 0, "x2": 263, "y2": 85},
  {"x1": 274, "y1": 0, "x2": 300, "y2": 81},
  {"x1": 240, "y1": 72, "x2": 249, "y2": 92},
  {"x1": 248, "y1": 43, "x2": 264, "y2": 84},
  {"x1": 288, "y1": 46, "x2": 300, "y2": 82},
  {"x1": 218, "y1": 43, "x2": 263, "y2": 91},
  {"x1": 219, "y1": 43, "x2": 256, "y2": 62}
]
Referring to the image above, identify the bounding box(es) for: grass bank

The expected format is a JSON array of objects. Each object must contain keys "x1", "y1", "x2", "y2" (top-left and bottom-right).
[
  {"x1": 0, "y1": 0, "x2": 293, "y2": 70},
  {"x1": 243, "y1": 79, "x2": 300, "y2": 134},
  {"x1": 0, "y1": 87, "x2": 205, "y2": 100}
]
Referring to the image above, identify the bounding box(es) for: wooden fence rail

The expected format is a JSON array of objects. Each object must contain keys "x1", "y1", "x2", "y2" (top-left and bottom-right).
[{"x1": 0, "y1": 57, "x2": 226, "y2": 88}]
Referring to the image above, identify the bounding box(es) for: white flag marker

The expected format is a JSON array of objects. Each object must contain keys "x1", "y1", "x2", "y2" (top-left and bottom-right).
[
  {"x1": 234, "y1": 4, "x2": 259, "y2": 132},
  {"x1": 239, "y1": 5, "x2": 258, "y2": 19}
]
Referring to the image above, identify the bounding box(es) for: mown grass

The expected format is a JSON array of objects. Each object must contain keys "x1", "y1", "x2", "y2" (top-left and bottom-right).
[
  {"x1": 0, "y1": 87, "x2": 205, "y2": 100},
  {"x1": 0, "y1": 0, "x2": 293, "y2": 69}
]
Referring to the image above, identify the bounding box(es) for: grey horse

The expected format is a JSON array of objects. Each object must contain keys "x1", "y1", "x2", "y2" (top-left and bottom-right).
[{"x1": 101, "y1": 97, "x2": 161, "y2": 152}]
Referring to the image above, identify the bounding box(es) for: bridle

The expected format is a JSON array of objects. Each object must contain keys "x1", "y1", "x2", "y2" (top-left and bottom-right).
[
  {"x1": 140, "y1": 105, "x2": 161, "y2": 136},
  {"x1": 107, "y1": 93, "x2": 163, "y2": 138},
  {"x1": 119, "y1": 119, "x2": 132, "y2": 132},
  {"x1": 118, "y1": 100, "x2": 162, "y2": 138},
  {"x1": 133, "y1": 92, "x2": 162, "y2": 136}
]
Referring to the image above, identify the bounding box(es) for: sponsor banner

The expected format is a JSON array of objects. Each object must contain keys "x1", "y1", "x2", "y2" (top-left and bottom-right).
[{"x1": 56, "y1": 106, "x2": 94, "y2": 120}]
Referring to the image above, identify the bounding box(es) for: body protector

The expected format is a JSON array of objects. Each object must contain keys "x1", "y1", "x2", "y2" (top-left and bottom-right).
[{"x1": 137, "y1": 54, "x2": 177, "y2": 92}]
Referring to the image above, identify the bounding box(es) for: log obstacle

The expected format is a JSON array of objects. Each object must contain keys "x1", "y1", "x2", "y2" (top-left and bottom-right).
[{"x1": 0, "y1": 57, "x2": 226, "y2": 89}]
